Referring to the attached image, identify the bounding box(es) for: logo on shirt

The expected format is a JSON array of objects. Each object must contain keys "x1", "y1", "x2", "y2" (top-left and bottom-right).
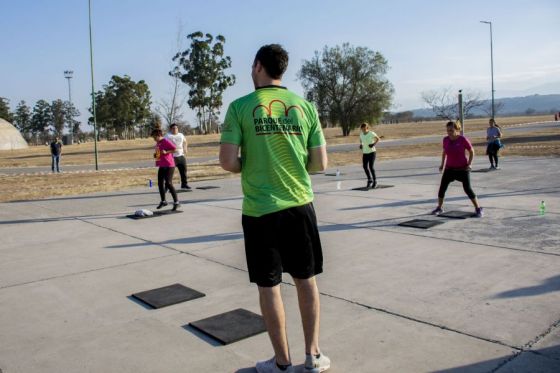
[{"x1": 252, "y1": 100, "x2": 303, "y2": 135}]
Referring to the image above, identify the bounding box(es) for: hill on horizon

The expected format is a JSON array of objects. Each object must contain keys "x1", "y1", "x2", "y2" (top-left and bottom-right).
[{"x1": 410, "y1": 93, "x2": 560, "y2": 118}]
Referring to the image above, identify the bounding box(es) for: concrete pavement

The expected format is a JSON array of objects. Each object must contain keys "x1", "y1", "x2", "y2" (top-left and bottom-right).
[{"x1": 0, "y1": 155, "x2": 559, "y2": 372}]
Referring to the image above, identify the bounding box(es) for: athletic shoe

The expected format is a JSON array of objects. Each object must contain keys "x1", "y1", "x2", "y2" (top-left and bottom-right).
[
  {"x1": 255, "y1": 357, "x2": 294, "y2": 373},
  {"x1": 371, "y1": 180, "x2": 377, "y2": 189},
  {"x1": 475, "y1": 207, "x2": 484, "y2": 218},
  {"x1": 431, "y1": 207, "x2": 444, "y2": 215},
  {"x1": 366, "y1": 180, "x2": 372, "y2": 189},
  {"x1": 489, "y1": 165, "x2": 495, "y2": 170},
  {"x1": 304, "y1": 353, "x2": 331, "y2": 373},
  {"x1": 494, "y1": 166, "x2": 501, "y2": 170},
  {"x1": 156, "y1": 201, "x2": 168, "y2": 209},
  {"x1": 172, "y1": 202, "x2": 181, "y2": 211},
  {"x1": 181, "y1": 184, "x2": 191, "y2": 190}
]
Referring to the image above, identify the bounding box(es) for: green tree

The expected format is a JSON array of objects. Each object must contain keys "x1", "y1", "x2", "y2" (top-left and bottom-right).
[
  {"x1": 299, "y1": 43, "x2": 394, "y2": 136},
  {"x1": 0, "y1": 97, "x2": 14, "y2": 122},
  {"x1": 51, "y1": 99, "x2": 66, "y2": 136},
  {"x1": 91, "y1": 75, "x2": 152, "y2": 139},
  {"x1": 64, "y1": 101, "x2": 81, "y2": 137},
  {"x1": 13, "y1": 101, "x2": 32, "y2": 134},
  {"x1": 31, "y1": 99, "x2": 52, "y2": 143},
  {"x1": 172, "y1": 31, "x2": 235, "y2": 133}
]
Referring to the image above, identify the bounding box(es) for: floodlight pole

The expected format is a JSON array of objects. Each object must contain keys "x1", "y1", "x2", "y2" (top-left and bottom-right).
[
  {"x1": 458, "y1": 90, "x2": 464, "y2": 136},
  {"x1": 88, "y1": 0, "x2": 99, "y2": 170},
  {"x1": 480, "y1": 20, "x2": 495, "y2": 119},
  {"x1": 64, "y1": 70, "x2": 74, "y2": 143}
]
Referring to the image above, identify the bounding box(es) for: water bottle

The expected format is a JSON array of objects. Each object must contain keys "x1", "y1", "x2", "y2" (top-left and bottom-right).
[
  {"x1": 539, "y1": 201, "x2": 546, "y2": 216},
  {"x1": 148, "y1": 179, "x2": 152, "y2": 188}
]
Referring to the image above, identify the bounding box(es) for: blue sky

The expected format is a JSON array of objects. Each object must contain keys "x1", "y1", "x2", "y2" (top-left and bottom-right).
[{"x1": 1, "y1": 0, "x2": 559, "y2": 129}]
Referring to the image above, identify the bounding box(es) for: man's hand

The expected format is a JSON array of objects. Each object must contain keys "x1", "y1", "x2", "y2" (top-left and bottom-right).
[
  {"x1": 359, "y1": 144, "x2": 363, "y2": 149},
  {"x1": 368, "y1": 144, "x2": 374, "y2": 148},
  {"x1": 438, "y1": 165, "x2": 443, "y2": 172}
]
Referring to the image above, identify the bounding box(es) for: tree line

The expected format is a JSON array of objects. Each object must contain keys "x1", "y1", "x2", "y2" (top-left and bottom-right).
[
  {"x1": 0, "y1": 96, "x2": 80, "y2": 145},
  {"x1": 2, "y1": 32, "x2": 410, "y2": 142}
]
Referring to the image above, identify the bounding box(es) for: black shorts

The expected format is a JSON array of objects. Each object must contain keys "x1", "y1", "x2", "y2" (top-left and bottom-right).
[{"x1": 241, "y1": 203, "x2": 323, "y2": 287}]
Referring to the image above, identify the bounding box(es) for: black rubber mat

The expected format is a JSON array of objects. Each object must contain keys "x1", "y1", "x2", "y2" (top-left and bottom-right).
[
  {"x1": 351, "y1": 184, "x2": 394, "y2": 191},
  {"x1": 126, "y1": 210, "x2": 183, "y2": 220},
  {"x1": 188, "y1": 308, "x2": 266, "y2": 345},
  {"x1": 439, "y1": 210, "x2": 475, "y2": 219},
  {"x1": 131, "y1": 283, "x2": 205, "y2": 309},
  {"x1": 196, "y1": 186, "x2": 220, "y2": 190},
  {"x1": 398, "y1": 219, "x2": 445, "y2": 229}
]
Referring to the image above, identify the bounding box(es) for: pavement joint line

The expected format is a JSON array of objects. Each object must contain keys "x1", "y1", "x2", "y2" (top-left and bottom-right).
[
  {"x1": 318, "y1": 289, "x2": 522, "y2": 351},
  {"x1": 318, "y1": 216, "x2": 560, "y2": 258},
  {"x1": 0, "y1": 253, "x2": 181, "y2": 291},
  {"x1": 522, "y1": 317, "x2": 560, "y2": 351}
]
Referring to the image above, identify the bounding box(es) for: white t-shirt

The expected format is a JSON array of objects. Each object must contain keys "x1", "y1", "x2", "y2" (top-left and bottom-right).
[{"x1": 165, "y1": 132, "x2": 185, "y2": 157}]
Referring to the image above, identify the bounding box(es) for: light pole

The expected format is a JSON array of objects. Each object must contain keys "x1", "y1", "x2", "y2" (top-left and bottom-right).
[
  {"x1": 88, "y1": 0, "x2": 99, "y2": 170},
  {"x1": 64, "y1": 70, "x2": 74, "y2": 144},
  {"x1": 480, "y1": 20, "x2": 495, "y2": 119}
]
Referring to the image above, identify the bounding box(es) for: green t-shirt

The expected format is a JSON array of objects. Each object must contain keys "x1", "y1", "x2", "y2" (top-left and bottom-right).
[
  {"x1": 360, "y1": 131, "x2": 378, "y2": 154},
  {"x1": 221, "y1": 86, "x2": 325, "y2": 217}
]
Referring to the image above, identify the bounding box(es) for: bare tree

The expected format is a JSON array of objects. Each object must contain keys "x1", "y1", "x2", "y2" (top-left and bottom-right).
[
  {"x1": 481, "y1": 101, "x2": 505, "y2": 117},
  {"x1": 157, "y1": 21, "x2": 188, "y2": 128},
  {"x1": 421, "y1": 88, "x2": 484, "y2": 120}
]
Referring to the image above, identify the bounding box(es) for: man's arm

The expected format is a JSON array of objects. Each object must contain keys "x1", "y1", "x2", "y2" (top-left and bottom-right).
[
  {"x1": 183, "y1": 136, "x2": 188, "y2": 153},
  {"x1": 467, "y1": 148, "x2": 474, "y2": 169},
  {"x1": 307, "y1": 145, "x2": 328, "y2": 173},
  {"x1": 219, "y1": 143, "x2": 242, "y2": 173}
]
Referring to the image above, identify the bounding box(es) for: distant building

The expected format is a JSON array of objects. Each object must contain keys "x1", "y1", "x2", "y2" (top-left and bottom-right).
[{"x1": 0, "y1": 118, "x2": 28, "y2": 150}]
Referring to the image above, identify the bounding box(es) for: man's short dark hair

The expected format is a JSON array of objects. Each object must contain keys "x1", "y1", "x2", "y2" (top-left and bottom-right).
[{"x1": 254, "y1": 44, "x2": 289, "y2": 79}]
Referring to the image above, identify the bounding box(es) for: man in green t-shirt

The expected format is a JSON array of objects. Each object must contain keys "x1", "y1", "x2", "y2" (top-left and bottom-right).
[
  {"x1": 220, "y1": 44, "x2": 330, "y2": 373},
  {"x1": 359, "y1": 122, "x2": 380, "y2": 189}
]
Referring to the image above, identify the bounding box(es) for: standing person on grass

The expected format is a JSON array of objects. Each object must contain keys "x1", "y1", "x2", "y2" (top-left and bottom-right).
[
  {"x1": 165, "y1": 123, "x2": 191, "y2": 189},
  {"x1": 359, "y1": 122, "x2": 380, "y2": 189},
  {"x1": 151, "y1": 128, "x2": 180, "y2": 211},
  {"x1": 219, "y1": 44, "x2": 330, "y2": 373},
  {"x1": 486, "y1": 118, "x2": 503, "y2": 170},
  {"x1": 431, "y1": 121, "x2": 484, "y2": 218},
  {"x1": 50, "y1": 136, "x2": 62, "y2": 173}
]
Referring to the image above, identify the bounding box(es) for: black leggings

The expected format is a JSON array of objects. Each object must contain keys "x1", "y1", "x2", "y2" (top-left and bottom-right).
[
  {"x1": 362, "y1": 152, "x2": 376, "y2": 181},
  {"x1": 487, "y1": 143, "x2": 499, "y2": 167},
  {"x1": 438, "y1": 168, "x2": 476, "y2": 200},
  {"x1": 158, "y1": 167, "x2": 178, "y2": 203}
]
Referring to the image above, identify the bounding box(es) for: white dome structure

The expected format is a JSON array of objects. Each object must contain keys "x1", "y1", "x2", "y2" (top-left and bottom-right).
[{"x1": 0, "y1": 118, "x2": 28, "y2": 150}]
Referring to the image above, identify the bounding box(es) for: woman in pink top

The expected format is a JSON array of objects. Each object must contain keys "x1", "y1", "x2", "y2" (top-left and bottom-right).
[
  {"x1": 152, "y1": 128, "x2": 180, "y2": 211},
  {"x1": 431, "y1": 121, "x2": 483, "y2": 218}
]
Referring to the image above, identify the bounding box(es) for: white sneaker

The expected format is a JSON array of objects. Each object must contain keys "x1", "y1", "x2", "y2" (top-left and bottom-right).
[
  {"x1": 304, "y1": 353, "x2": 331, "y2": 373},
  {"x1": 256, "y1": 357, "x2": 294, "y2": 373}
]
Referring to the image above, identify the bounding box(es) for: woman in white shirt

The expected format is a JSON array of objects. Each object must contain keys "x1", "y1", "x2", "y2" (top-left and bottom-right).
[{"x1": 165, "y1": 123, "x2": 190, "y2": 189}]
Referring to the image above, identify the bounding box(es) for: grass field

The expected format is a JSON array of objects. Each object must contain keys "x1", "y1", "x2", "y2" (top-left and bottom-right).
[{"x1": 0, "y1": 115, "x2": 558, "y2": 202}]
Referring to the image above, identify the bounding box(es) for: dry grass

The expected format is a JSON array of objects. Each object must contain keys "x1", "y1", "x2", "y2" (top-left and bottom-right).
[
  {"x1": 0, "y1": 162, "x2": 232, "y2": 203},
  {"x1": 0, "y1": 115, "x2": 558, "y2": 202}
]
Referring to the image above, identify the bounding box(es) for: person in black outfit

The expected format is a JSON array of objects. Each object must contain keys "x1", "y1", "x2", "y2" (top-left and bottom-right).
[{"x1": 50, "y1": 137, "x2": 62, "y2": 173}]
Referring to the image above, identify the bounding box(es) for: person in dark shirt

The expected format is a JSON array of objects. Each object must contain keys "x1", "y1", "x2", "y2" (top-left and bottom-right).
[{"x1": 50, "y1": 137, "x2": 62, "y2": 173}]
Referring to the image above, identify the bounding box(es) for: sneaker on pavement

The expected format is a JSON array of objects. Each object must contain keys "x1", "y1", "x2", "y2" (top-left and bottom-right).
[
  {"x1": 181, "y1": 184, "x2": 192, "y2": 190},
  {"x1": 304, "y1": 353, "x2": 331, "y2": 373},
  {"x1": 494, "y1": 166, "x2": 501, "y2": 170},
  {"x1": 371, "y1": 180, "x2": 377, "y2": 189},
  {"x1": 172, "y1": 202, "x2": 181, "y2": 211},
  {"x1": 431, "y1": 206, "x2": 444, "y2": 215},
  {"x1": 256, "y1": 357, "x2": 294, "y2": 373},
  {"x1": 475, "y1": 207, "x2": 484, "y2": 218},
  {"x1": 156, "y1": 201, "x2": 168, "y2": 209}
]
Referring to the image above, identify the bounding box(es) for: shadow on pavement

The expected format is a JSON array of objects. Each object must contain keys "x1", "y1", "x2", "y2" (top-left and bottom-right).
[
  {"x1": 492, "y1": 275, "x2": 560, "y2": 299},
  {"x1": 434, "y1": 345, "x2": 560, "y2": 372}
]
